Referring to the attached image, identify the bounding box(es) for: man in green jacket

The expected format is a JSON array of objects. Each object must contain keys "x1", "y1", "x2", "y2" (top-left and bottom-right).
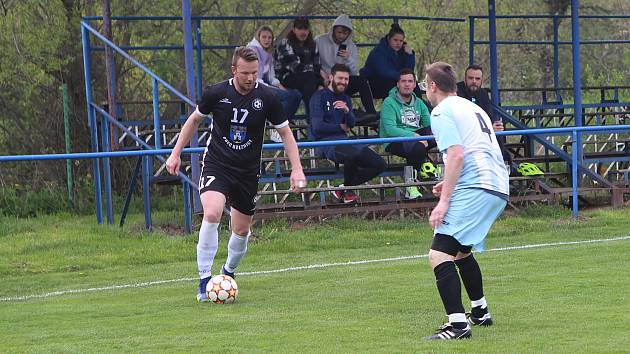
[{"x1": 380, "y1": 68, "x2": 438, "y2": 199}]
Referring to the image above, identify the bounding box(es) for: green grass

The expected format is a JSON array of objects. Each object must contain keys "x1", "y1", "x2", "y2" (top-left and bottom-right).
[{"x1": 1, "y1": 206, "x2": 630, "y2": 353}]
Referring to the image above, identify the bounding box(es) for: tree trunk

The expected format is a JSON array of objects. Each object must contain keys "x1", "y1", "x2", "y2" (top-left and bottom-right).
[{"x1": 102, "y1": 0, "x2": 118, "y2": 150}]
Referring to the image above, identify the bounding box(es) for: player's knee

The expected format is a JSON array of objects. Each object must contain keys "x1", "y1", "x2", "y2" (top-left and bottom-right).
[
  {"x1": 203, "y1": 210, "x2": 222, "y2": 223},
  {"x1": 231, "y1": 224, "x2": 249, "y2": 236},
  {"x1": 428, "y1": 249, "x2": 451, "y2": 268}
]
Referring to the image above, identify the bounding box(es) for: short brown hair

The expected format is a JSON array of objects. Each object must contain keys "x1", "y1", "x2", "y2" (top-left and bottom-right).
[
  {"x1": 232, "y1": 46, "x2": 258, "y2": 66},
  {"x1": 425, "y1": 62, "x2": 457, "y2": 93}
]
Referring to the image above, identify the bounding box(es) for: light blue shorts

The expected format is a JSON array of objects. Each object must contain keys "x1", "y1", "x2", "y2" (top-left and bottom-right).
[{"x1": 434, "y1": 188, "x2": 507, "y2": 251}]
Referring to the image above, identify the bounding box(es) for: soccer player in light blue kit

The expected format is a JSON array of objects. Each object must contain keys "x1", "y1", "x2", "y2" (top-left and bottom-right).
[{"x1": 421, "y1": 62, "x2": 509, "y2": 340}]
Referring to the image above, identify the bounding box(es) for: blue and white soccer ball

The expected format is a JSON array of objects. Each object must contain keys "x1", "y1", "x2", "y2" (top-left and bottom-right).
[{"x1": 206, "y1": 274, "x2": 238, "y2": 304}]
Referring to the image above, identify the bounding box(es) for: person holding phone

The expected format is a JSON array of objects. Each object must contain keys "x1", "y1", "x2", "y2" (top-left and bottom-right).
[
  {"x1": 360, "y1": 23, "x2": 418, "y2": 100},
  {"x1": 315, "y1": 14, "x2": 376, "y2": 113}
]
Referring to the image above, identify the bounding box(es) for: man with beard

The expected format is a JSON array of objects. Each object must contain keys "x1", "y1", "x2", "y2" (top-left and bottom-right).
[
  {"x1": 456, "y1": 65, "x2": 533, "y2": 176},
  {"x1": 309, "y1": 63, "x2": 386, "y2": 203},
  {"x1": 166, "y1": 46, "x2": 306, "y2": 302}
]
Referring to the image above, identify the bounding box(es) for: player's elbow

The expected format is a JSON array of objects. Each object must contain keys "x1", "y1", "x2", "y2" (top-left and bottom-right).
[{"x1": 448, "y1": 146, "x2": 465, "y2": 163}]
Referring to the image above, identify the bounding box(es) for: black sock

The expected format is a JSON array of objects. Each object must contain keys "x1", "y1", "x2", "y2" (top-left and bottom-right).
[
  {"x1": 471, "y1": 305, "x2": 488, "y2": 318},
  {"x1": 455, "y1": 254, "x2": 484, "y2": 302},
  {"x1": 434, "y1": 261, "x2": 465, "y2": 317}
]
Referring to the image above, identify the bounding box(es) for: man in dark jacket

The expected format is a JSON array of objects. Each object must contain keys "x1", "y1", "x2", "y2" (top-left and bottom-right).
[
  {"x1": 456, "y1": 65, "x2": 495, "y2": 123},
  {"x1": 457, "y1": 65, "x2": 517, "y2": 174},
  {"x1": 310, "y1": 64, "x2": 386, "y2": 203}
]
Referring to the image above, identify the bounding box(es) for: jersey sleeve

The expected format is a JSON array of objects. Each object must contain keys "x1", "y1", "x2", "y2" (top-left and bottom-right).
[
  {"x1": 196, "y1": 85, "x2": 218, "y2": 117},
  {"x1": 267, "y1": 90, "x2": 288, "y2": 129},
  {"x1": 431, "y1": 108, "x2": 462, "y2": 153}
]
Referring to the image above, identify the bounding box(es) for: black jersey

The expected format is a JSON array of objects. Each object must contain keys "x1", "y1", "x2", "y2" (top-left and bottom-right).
[{"x1": 196, "y1": 79, "x2": 288, "y2": 175}]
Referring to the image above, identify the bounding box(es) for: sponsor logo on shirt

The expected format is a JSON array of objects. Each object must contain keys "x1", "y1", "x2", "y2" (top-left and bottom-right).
[{"x1": 219, "y1": 98, "x2": 232, "y2": 104}]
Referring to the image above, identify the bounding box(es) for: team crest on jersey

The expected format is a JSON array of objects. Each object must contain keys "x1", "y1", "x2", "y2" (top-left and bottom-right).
[
  {"x1": 252, "y1": 98, "x2": 263, "y2": 111},
  {"x1": 229, "y1": 125, "x2": 248, "y2": 144}
]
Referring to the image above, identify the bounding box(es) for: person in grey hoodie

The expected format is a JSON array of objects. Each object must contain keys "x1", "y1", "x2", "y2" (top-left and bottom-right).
[{"x1": 315, "y1": 14, "x2": 376, "y2": 114}]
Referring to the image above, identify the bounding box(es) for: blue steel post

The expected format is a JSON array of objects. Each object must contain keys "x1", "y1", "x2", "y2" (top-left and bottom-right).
[
  {"x1": 182, "y1": 0, "x2": 201, "y2": 213},
  {"x1": 571, "y1": 130, "x2": 579, "y2": 218},
  {"x1": 152, "y1": 79, "x2": 162, "y2": 149},
  {"x1": 142, "y1": 155, "x2": 153, "y2": 230},
  {"x1": 195, "y1": 19, "x2": 203, "y2": 100},
  {"x1": 81, "y1": 23, "x2": 103, "y2": 224},
  {"x1": 488, "y1": 0, "x2": 500, "y2": 106},
  {"x1": 100, "y1": 108, "x2": 114, "y2": 224},
  {"x1": 571, "y1": 0, "x2": 584, "y2": 167},
  {"x1": 150, "y1": 78, "x2": 160, "y2": 229},
  {"x1": 469, "y1": 17, "x2": 475, "y2": 65},
  {"x1": 183, "y1": 181, "x2": 192, "y2": 233}
]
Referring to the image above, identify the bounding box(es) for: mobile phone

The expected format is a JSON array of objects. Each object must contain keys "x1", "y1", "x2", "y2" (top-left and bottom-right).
[{"x1": 337, "y1": 44, "x2": 347, "y2": 56}]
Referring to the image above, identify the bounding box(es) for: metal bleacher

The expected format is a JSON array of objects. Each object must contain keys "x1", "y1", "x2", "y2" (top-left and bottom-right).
[{"x1": 80, "y1": 12, "x2": 630, "y2": 231}]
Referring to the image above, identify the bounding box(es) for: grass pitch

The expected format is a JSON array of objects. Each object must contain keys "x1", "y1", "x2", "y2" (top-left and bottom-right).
[{"x1": 1, "y1": 206, "x2": 629, "y2": 353}]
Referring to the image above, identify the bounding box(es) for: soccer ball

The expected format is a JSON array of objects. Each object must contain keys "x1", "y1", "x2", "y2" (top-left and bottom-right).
[{"x1": 205, "y1": 274, "x2": 238, "y2": 304}]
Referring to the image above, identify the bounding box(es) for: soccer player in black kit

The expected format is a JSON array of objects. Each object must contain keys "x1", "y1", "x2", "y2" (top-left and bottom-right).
[{"x1": 166, "y1": 47, "x2": 306, "y2": 302}]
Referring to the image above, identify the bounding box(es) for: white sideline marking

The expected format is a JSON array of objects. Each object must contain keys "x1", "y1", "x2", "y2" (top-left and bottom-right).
[{"x1": 2, "y1": 235, "x2": 629, "y2": 302}]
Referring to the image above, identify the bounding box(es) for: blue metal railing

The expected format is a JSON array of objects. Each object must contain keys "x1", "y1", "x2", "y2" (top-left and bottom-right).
[
  {"x1": 2, "y1": 125, "x2": 629, "y2": 225},
  {"x1": 81, "y1": 20, "x2": 198, "y2": 229}
]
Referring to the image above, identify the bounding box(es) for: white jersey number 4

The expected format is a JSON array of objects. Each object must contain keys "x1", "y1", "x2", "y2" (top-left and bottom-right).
[{"x1": 475, "y1": 112, "x2": 492, "y2": 141}]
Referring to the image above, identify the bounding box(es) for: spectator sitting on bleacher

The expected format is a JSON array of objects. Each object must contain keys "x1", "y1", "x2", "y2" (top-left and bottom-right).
[
  {"x1": 248, "y1": 25, "x2": 302, "y2": 121},
  {"x1": 315, "y1": 14, "x2": 376, "y2": 114},
  {"x1": 274, "y1": 17, "x2": 322, "y2": 117},
  {"x1": 360, "y1": 23, "x2": 419, "y2": 100},
  {"x1": 309, "y1": 63, "x2": 387, "y2": 204},
  {"x1": 380, "y1": 68, "x2": 437, "y2": 200},
  {"x1": 248, "y1": 25, "x2": 302, "y2": 142},
  {"x1": 456, "y1": 64, "x2": 539, "y2": 176}
]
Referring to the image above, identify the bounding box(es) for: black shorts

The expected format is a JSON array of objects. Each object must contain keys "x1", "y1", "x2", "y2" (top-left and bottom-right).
[
  {"x1": 199, "y1": 163, "x2": 259, "y2": 216},
  {"x1": 431, "y1": 233, "x2": 473, "y2": 257}
]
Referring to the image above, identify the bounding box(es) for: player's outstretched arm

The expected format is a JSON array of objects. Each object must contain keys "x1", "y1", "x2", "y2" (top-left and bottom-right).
[
  {"x1": 165, "y1": 110, "x2": 205, "y2": 175},
  {"x1": 429, "y1": 145, "x2": 464, "y2": 229},
  {"x1": 276, "y1": 125, "x2": 306, "y2": 192}
]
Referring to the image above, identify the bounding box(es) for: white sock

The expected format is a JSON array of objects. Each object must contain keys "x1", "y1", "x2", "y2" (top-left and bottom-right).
[
  {"x1": 471, "y1": 296, "x2": 488, "y2": 309},
  {"x1": 448, "y1": 313, "x2": 467, "y2": 324},
  {"x1": 197, "y1": 221, "x2": 219, "y2": 279},
  {"x1": 224, "y1": 231, "x2": 250, "y2": 273}
]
